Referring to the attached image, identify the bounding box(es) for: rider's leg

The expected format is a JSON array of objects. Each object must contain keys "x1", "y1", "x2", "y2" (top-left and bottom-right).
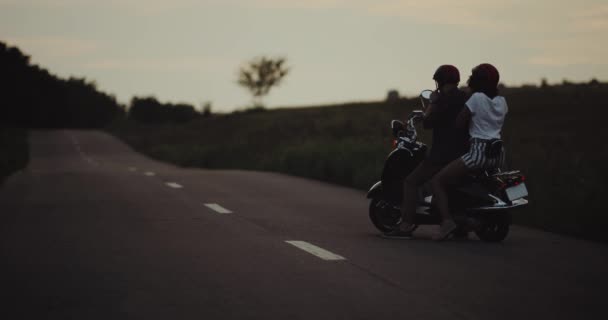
[
  {"x1": 383, "y1": 161, "x2": 442, "y2": 238},
  {"x1": 430, "y1": 158, "x2": 469, "y2": 240},
  {"x1": 401, "y1": 160, "x2": 442, "y2": 228}
]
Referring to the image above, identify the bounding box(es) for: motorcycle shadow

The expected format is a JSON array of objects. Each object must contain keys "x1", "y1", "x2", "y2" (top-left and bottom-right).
[{"x1": 370, "y1": 226, "x2": 498, "y2": 244}]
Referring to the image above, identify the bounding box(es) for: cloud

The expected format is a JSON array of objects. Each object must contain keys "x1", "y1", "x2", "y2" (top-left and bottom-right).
[
  {"x1": 0, "y1": 0, "x2": 202, "y2": 16},
  {"x1": 248, "y1": 0, "x2": 349, "y2": 10},
  {"x1": 527, "y1": 51, "x2": 608, "y2": 66},
  {"x1": 527, "y1": 56, "x2": 590, "y2": 67},
  {"x1": 3, "y1": 36, "x2": 100, "y2": 58},
  {"x1": 570, "y1": 4, "x2": 608, "y2": 32},
  {"x1": 521, "y1": 2, "x2": 608, "y2": 67},
  {"x1": 526, "y1": 35, "x2": 608, "y2": 67},
  {"x1": 0, "y1": 0, "x2": 523, "y2": 27},
  {"x1": 0, "y1": 0, "x2": 86, "y2": 7},
  {"x1": 363, "y1": 0, "x2": 491, "y2": 25},
  {"x1": 83, "y1": 56, "x2": 237, "y2": 73},
  {"x1": 243, "y1": 0, "x2": 522, "y2": 27}
]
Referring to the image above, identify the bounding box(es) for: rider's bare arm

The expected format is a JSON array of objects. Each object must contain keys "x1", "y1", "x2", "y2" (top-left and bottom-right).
[
  {"x1": 454, "y1": 106, "x2": 472, "y2": 128},
  {"x1": 422, "y1": 102, "x2": 439, "y2": 129}
]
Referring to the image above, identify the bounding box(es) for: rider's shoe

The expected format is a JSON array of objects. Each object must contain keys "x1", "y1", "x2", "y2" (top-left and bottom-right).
[
  {"x1": 381, "y1": 223, "x2": 417, "y2": 239},
  {"x1": 432, "y1": 219, "x2": 457, "y2": 241}
]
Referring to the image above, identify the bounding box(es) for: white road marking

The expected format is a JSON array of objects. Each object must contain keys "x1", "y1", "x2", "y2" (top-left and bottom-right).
[
  {"x1": 67, "y1": 132, "x2": 98, "y2": 166},
  {"x1": 128, "y1": 167, "x2": 137, "y2": 172},
  {"x1": 85, "y1": 157, "x2": 97, "y2": 165},
  {"x1": 285, "y1": 241, "x2": 346, "y2": 261},
  {"x1": 204, "y1": 203, "x2": 233, "y2": 214},
  {"x1": 144, "y1": 171, "x2": 156, "y2": 176},
  {"x1": 166, "y1": 182, "x2": 183, "y2": 189}
]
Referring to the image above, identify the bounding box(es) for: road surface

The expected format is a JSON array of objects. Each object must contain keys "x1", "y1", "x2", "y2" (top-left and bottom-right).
[{"x1": 0, "y1": 130, "x2": 606, "y2": 319}]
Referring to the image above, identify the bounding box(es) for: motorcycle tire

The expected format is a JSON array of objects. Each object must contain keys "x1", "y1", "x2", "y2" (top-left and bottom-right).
[
  {"x1": 475, "y1": 212, "x2": 511, "y2": 242},
  {"x1": 369, "y1": 199, "x2": 401, "y2": 233},
  {"x1": 453, "y1": 227, "x2": 470, "y2": 239}
]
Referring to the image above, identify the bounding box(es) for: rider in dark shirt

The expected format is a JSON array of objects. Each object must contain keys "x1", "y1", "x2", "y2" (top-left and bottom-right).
[
  {"x1": 383, "y1": 65, "x2": 469, "y2": 239},
  {"x1": 424, "y1": 86, "x2": 469, "y2": 165}
]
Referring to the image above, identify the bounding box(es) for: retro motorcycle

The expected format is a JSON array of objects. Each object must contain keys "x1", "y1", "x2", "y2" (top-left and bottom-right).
[{"x1": 367, "y1": 90, "x2": 528, "y2": 242}]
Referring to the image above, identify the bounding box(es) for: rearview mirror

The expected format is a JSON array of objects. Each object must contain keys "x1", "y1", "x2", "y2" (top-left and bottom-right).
[{"x1": 420, "y1": 90, "x2": 433, "y2": 100}]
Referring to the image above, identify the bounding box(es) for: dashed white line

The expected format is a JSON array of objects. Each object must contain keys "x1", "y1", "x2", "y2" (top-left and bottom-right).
[
  {"x1": 204, "y1": 203, "x2": 233, "y2": 214},
  {"x1": 144, "y1": 171, "x2": 156, "y2": 176},
  {"x1": 285, "y1": 241, "x2": 346, "y2": 261},
  {"x1": 84, "y1": 157, "x2": 98, "y2": 166},
  {"x1": 128, "y1": 167, "x2": 137, "y2": 172},
  {"x1": 68, "y1": 134, "x2": 98, "y2": 166},
  {"x1": 166, "y1": 182, "x2": 183, "y2": 189}
]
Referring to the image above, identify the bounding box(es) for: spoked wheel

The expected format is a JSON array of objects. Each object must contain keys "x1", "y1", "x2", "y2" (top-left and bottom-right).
[
  {"x1": 369, "y1": 199, "x2": 402, "y2": 233},
  {"x1": 475, "y1": 212, "x2": 511, "y2": 242}
]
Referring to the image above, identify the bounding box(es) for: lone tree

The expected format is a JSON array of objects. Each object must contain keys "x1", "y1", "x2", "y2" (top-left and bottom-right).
[{"x1": 237, "y1": 56, "x2": 289, "y2": 107}]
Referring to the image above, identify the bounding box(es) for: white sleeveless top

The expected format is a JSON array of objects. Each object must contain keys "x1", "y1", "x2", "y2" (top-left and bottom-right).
[{"x1": 465, "y1": 92, "x2": 508, "y2": 139}]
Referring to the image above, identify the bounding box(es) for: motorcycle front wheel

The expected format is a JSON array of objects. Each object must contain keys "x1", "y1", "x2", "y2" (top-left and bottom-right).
[{"x1": 369, "y1": 199, "x2": 401, "y2": 233}]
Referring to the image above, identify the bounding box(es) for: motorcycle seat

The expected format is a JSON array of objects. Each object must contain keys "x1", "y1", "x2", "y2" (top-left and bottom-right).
[{"x1": 485, "y1": 139, "x2": 503, "y2": 158}]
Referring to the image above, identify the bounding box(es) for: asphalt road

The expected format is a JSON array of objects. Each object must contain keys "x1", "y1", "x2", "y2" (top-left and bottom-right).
[{"x1": 0, "y1": 130, "x2": 606, "y2": 319}]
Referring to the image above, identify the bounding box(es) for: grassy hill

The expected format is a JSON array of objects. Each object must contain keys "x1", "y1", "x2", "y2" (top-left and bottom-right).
[{"x1": 111, "y1": 82, "x2": 608, "y2": 241}]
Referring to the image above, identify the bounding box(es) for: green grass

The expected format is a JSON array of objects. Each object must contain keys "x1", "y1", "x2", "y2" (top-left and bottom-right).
[
  {"x1": 109, "y1": 84, "x2": 608, "y2": 241},
  {"x1": 111, "y1": 100, "x2": 411, "y2": 190},
  {"x1": 0, "y1": 127, "x2": 28, "y2": 184}
]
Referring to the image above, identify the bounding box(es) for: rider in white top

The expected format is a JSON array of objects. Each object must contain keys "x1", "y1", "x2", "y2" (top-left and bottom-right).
[
  {"x1": 429, "y1": 63, "x2": 508, "y2": 241},
  {"x1": 466, "y1": 92, "x2": 508, "y2": 140}
]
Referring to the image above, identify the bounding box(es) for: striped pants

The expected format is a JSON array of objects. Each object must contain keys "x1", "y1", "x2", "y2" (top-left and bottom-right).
[{"x1": 461, "y1": 138, "x2": 506, "y2": 170}]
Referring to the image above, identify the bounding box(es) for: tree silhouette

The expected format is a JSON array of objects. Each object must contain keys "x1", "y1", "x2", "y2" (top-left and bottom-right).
[
  {"x1": 1, "y1": 41, "x2": 125, "y2": 128},
  {"x1": 237, "y1": 56, "x2": 289, "y2": 107},
  {"x1": 201, "y1": 101, "x2": 212, "y2": 118}
]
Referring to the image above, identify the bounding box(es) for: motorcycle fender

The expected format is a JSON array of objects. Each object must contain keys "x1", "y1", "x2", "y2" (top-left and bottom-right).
[
  {"x1": 367, "y1": 181, "x2": 383, "y2": 199},
  {"x1": 381, "y1": 148, "x2": 420, "y2": 182}
]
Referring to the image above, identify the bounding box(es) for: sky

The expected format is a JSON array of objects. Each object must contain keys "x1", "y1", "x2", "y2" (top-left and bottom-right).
[{"x1": 1, "y1": 0, "x2": 607, "y2": 111}]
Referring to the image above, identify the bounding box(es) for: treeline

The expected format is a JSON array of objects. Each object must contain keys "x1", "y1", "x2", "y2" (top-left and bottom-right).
[
  {"x1": 1, "y1": 41, "x2": 208, "y2": 128},
  {"x1": 1, "y1": 41, "x2": 124, "y2": 128},
  {"x1": 128, "y1": 97, "x2": 207, "y2": 124}
]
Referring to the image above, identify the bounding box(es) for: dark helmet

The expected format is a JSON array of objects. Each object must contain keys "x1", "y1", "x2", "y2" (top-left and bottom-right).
[
  {"x1": 470, "y1": 63, "x2": 500, "y2": 87},
  {"x1": 433, "y1": 65, "x2": 460, "y2": 86}
]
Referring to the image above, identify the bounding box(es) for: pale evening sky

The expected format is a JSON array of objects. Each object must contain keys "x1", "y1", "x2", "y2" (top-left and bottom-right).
[{"x1": 1, "y1": 0, "x2": 607, "y2": 111}]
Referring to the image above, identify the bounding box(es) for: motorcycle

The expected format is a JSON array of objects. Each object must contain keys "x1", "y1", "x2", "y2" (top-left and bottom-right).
[{"x1": 367, "y1": 90, "x2": 529, "y2": 242}]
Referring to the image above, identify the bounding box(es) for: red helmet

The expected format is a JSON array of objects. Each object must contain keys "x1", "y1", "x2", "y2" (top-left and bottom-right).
[
  {"x1": 471, "y1": 63, "x2": 500, "y2": 87},
  {"x1": 433, "y1": 65, "x2": 460, "y2": 85}
]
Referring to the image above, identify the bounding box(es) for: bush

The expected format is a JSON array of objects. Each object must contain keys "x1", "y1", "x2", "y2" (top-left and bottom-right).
[{"x1": 128, "y1": 97, "x2": 199, "y2": 124}]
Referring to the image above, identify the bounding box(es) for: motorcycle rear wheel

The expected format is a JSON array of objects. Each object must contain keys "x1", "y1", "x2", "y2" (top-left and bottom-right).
[
  {"x1": 475, "y1": 212, "x2": 511, "y2": 242},
  {"x1": 369, "y1": 199, "x2": 401, "y2": 233}
]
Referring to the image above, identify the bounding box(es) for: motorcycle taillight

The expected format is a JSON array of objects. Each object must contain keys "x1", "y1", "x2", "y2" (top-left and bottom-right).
[
  {"x1": 493, "y1": 172, "x2": 526, "y2": 189},
  {"x1": 504, "y1": 174, "x2": 526, "y2": 188},
  {"x1": 392, "y1": 139, "x2": 397, "y2": 148}
]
